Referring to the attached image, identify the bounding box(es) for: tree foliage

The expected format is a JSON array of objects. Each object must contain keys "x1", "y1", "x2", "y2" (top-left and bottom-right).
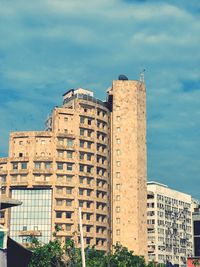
[{"x1": 29, "y1": 237, "x2": 159, "y2": 267}]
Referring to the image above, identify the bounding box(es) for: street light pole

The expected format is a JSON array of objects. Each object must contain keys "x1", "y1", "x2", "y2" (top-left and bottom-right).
[{"x1": 78, "y1": 207, "x2": 86, "y2": 267}]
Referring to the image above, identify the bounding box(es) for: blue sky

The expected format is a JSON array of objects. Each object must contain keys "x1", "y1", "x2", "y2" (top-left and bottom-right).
[{"x1": 0, "y1": 0, "x2": 200, "y2": 198}]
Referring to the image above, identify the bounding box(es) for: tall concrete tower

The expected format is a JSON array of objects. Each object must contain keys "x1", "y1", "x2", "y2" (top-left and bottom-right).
[{"x1": 108, "y1": 79, "x2": 147, "y2": 258}]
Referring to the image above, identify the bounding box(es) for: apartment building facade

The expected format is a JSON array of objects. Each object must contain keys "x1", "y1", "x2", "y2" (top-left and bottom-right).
[
  {"x1": 147, "y1": 181, "x2": 193, "y2": 266},
  {"x1": 0, "y1": 77, "x2": 147, "y2": 257}
]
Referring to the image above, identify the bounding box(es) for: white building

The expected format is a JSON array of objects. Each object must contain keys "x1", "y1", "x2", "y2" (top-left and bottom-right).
[{"x1": 147, "y1": 181, "x2": 193, "y2": 267}]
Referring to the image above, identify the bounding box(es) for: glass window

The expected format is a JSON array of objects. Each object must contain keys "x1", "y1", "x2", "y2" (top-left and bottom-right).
[
  {"x1": 67, "y1": 139, "x2": 73, "y2": 147},
  {"x1": 66, "y1": 212, "x2": 72, "y2": 219},
  {"x1": 80, "y1": 140, "x2": 84, "y2": 148},
  {"x1": 66, "y1": 188, "x2": 72, "y2": 194},
  {"x1": 67, "y1": 163, "x2": 73, "y2": 171},
  {"x1": 56, "y1": 212, "x2": 62, "y2": 218},
  {"x1": 57, "y1": 163, "x2": 63, "y2": 170},
  {"x1": 58, "y1": 138, "x2": 64, "y2": 145},
  {"x1": 45, "y1": 162, "x2": 51, "y2": 170},
  {"x1": 79, "y1": 177, "x2": 84, "y2": 183},
  {"x1": 87, "y1": 142, "x2": 92, "y2": 149},
  {"x1": 79, "y1": 165, "x2": 84, "y2": 172},
  {"x1": 80, "y1": 128, "x2": 84, "y2": 136},
  {"x1": 87, "y1": 154, "x2": 92, "y2": 161},
  {"x1": 12, "y1": 162, "x2": 18, "y2": 170},
  {"x1": 80, "y1": 116, "x2": 85, "y2": 124},
  {"x1": 79, "y1": 189, "x2": 84, "y2": 195},
  {"x1": 58, "y1": 151, "x2": 63, "y2": 158},
  {"x1": 66, "y1": 224, "x2": 71, "y2": 231},
  {"x1": 1, "y1": 175, "x2": 7, "y2": 182},
  {"x1": 87, "y1": 166, "x2": 92, "y2": 173},
  {"x1": 35, "y1": 162, "x2": 41, "y2": 170},
  {"x1": 66, "y1": 200, "x2": 72, "y2": 206},
  {"x1": 67, "y1": 151, "x2": 73, "y2": 158},
  {"x1": 79, "y1": 153, "x2": 84, "y2": 160}
]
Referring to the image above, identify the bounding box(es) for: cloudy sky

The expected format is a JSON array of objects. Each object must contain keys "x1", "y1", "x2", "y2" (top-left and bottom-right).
[{"x1": 0, "y1": 0, "x2": 200, "y2": 198}]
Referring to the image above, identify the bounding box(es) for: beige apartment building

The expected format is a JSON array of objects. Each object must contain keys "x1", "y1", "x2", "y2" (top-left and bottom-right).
[
  {"x1": 0, "y1": 77, "x2": 147, "y2": 257},
  {"x1": 147, "y1": 181, "x2": 193, "y2": 266}
]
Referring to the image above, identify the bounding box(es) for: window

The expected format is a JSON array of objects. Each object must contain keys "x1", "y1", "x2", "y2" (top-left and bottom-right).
[
  {"x1": 66, "y1": 187, "x2": 72, "y2": 194},
  {"x1": 87, "y1": 166, "x2": 92, "y2": 173},
  {"x1": 66, "y1": 176, "x2": 72, "y2": 182},
  {"x1": 86, "y1": 226, "x2": 90, "y2": 232},
  {"x1": 66, "y1": 200, "x2": 72, "y2": 206},
  {"x1": 116, "y1": 106, "x2": 120, "y2": 110},
  {"x1": 67, "y1": 139, "x2": 73, "y2": 147},
  {"x1": 88, "y1": 130, "x2": 92, "y2": 137},
  {"x1": 19, "y1": 141, "x2": 23, "y2": 145},
  {"x1": 88, "y1": 119, "x2": 92, "y2": 125},
  {"x1": 87, "y1": 154, "x2": 92, "y2": 161},
  {"x1": 64, "y1": 117, "x2": 68, "y2": 122},
  {"x1": 116, "y1": 218, "x2": 120, "y2": 224},
  {"x1": 87, "y1": 142, "x2": 92, "y2": 149},
  {"x1": 79, "y1": 165, "x2": 84, "y2": 172},
  {"x1": 86, "y1": 214, "x2": 91, "y2": 220},
  {"x1": 41, "y1": 140, "x2": 45, "y2": 145},
  {"x1": 87, "y1": 190, "x2": 91, "y2": 196},
  {"x1": 67, "y1": 151, "x2": 73, "y2": 158},
  {"x1": 80, "y1": 140, "x2": 84, "y2": 148},
  {"x1": 80, "y1": 153, "x2": 84, "y2": 160},
  {"x1": 19, "y1": 153, "x2": 23, "y2": 157},
  {"x1": 117, "y1": 161, "x2": 121, "y2": 167},
  {"x1": 56, "y1": 212, "x2": 62, "y2": 218},
  {"x1": 35, "y1": 162, "x2": 41, "y2": 170},
  {"x1": 45, "y1": 162, "x2": 51, "y2": 170},
  {"x1": 1, "y1": 175, "x2": 6, "y2": 182},
  {"x1": 86, "y1": 202, "x2": 91, "y2": 208},
  {"x1": 58, "y1": 138, "x2": 64, "y2": 145},
  {"x1": 44, "y1": 175, "x2": 51, "y2": 181},
  {"x1": 56, "y1": 200, "x2": 62, "y2": 206},
  {"x1": 58, "y1": 151, "x2": 63, "y2": 158},
  {"x1": 67, "y1": 163, "x2": 73, "y2": 171},
  {"x1": 80, "y1": 128, "x2": 84, "y2": 136},
  {"x1": 57, "y1": 163, "x2": 63, "y2": 170},
  {"x1": 57, "y1": 175, "x2": 63, "y2": 182},
  {"x1": 117, "y1": 139, "x2": 121, "y2": 144},
  {"x1": 80, "y1": 116, "x2": 85, "y2": 124},
  {"x1": 79, "y1": 201, "x2": 84, "y2": 207},
  {"x1": 21, "y1": 162, "x2": 27, "y2": 169},
  {"x1": 66, "y1": 224, "x2": 71, "y2": 231},
  {"x1": 117, "y1": 149, "x2": 120, "y2": 155},
  {"x1": 12, "y1": 162, "x2": 18, "y2": 170},
  {"x1": 79, "y1": 177, "x2": 84, "y2": 183},
  {"x1": 11, "y1": 175, "x2": 17, "y2": 182},
  {"x1": 79, "y1": 189, "x2": 84, "y2": 195},
  {"x1": 56, "y1": 187, "x2": 63, "y2": 194},
  {"x1": 66, "y1": 212, "x2": 72, "y2": 219},
  {"x1": 117, "y1": 127, "x2": 120, "y2": 132},
  {"x1": 86, "y1": 238, "x2": 90, "y2": 245},
  {"x1": 117, "y1": 116, "x2": 120, "y2": 121}
]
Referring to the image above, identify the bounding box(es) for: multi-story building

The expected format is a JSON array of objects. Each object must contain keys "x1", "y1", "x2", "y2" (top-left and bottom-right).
[
  {"x1": 0, "y1": 77, "x2": 147, "y2": 257},
  {"x1": 147, "y1": 181, "x2": 193, "y2": 266},
  {"x1": 192, "y1": 199, "x2": 200, "y2": 257}
]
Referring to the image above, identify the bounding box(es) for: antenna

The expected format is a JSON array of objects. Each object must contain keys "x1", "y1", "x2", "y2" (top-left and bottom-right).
[{"x1": 139, "y1": 69, "x2": 145, "y2": 83}]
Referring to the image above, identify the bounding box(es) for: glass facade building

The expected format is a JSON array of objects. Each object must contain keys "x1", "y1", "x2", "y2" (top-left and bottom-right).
[{"x1": 10, "y1": 189, "x2": 52, "y2": 244}]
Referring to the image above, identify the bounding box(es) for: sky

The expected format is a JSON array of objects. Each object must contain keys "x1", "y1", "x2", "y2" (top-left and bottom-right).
[{"x1": 0, "y1": 0, "x2": 200, "y2": 198}]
